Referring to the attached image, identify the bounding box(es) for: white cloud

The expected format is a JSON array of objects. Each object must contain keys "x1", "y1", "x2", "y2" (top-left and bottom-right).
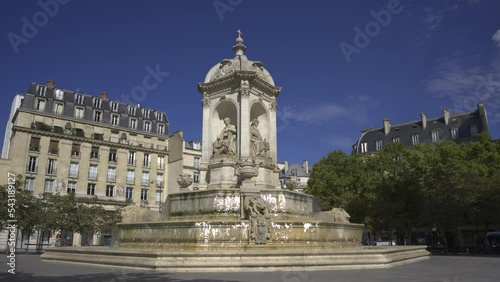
[
  {"x1": 492, "y1": 30, "x2": 500, "y2": 47},
  {"x1": 424, "y1": 55, "x2": 500, "y2": 124}
]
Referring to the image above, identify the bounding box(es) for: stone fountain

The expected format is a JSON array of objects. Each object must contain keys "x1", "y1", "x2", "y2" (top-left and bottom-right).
[{"x1": 41, "y1": 31, "x2": 429, "y2": 272}]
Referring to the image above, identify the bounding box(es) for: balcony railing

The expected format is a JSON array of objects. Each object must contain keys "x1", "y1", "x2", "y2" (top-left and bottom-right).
[
  {"x1": 126, "y1": 177, "x2": 135, "y2": 184},
  {"x1": 141, "y1": 179, "x2": 150, "y2": 186},
  {"x1": 88, "y1": 173, "x2": 98, "y2": 180},
  {"x1": 69, "y1": 171, "x2": 79, "y2": 178},
  {"x1": 29, "y1": 146, "x2": 40, "y2": 152},
  {"x1": 107, "y1": 175, "x2": 116, "y2": 182}
]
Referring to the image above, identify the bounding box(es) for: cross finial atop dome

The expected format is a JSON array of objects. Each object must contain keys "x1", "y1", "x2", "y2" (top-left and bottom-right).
[{"x1": 233, "y1": 29, "x2": 247, "y2": 56}]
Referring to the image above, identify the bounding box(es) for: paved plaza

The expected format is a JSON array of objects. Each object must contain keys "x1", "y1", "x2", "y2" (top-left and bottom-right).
[{"x1": 1, "y1": 254, "x2": 499, "y2": 282}]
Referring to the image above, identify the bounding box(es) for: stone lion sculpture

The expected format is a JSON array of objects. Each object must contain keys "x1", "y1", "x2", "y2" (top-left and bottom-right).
[{"x1": 314, "y1": 207, "x2": 351, "y2": 223}]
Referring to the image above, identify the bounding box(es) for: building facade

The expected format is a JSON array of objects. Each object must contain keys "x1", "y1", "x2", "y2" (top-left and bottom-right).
[
  {"x1": 0, "y1": 80, "x2": 170, "y2": 248},
  {"x1": 352, "y1": 102, "x2": 489, "y2": 155},
  {"x1": 278, "y1": 160, "x2": 311, "y2": 193},
  {"x1": 167, "y1": 131, "x2": 202, "y2": 194}
]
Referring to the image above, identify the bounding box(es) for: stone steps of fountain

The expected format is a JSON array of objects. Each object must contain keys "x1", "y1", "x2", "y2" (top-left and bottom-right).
[{"x1": 41, "y1": 246, "x2": 429, "y2": 272}]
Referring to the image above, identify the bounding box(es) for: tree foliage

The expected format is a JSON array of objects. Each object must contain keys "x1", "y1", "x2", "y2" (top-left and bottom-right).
[
  {"x1": 306, "y1": 132, "x2": 500, "y2": 243},
  {"x1": 0, "y1": 178, "x2": 123, "y2": 238}
]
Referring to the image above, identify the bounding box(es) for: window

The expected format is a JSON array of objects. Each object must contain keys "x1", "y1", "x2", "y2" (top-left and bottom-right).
[
  {"x1": 87, "y1": 183, "x2": 95, "y2": 195},
  {"x1": 54, "y1": 89, "x2": 64, "y2": 100},
  {"x1": 93, "y1": 97, "x2": 102, "y2": 108},
  {"x1": 90, "y1": 146, "x2": 99, "y2": 159},
  {"x1": 107, "y1": 167, "x2": 116, "y2": 182},
  {"x1": 157, "y1": 124, "x2": 165, "y2": 135},
  {"x1": 44, "y1": 179, "x2": 54, "y2": 193},
  {"x1": 75, "y1": 107, "x2": 84, "y2": 119},
  {"x1": 67, "y1": 182, "x2": 76, "y2": 193},
  {"x1": 128, "y1": 151, "x2": 136, "y2": 165},
  {"x1": 192, "y1": 141, "x2": 201, "y2": 150},
  {"x1": 360, "y1": 142, "x2": 368, "y2": 153},
  {"x1": 111, "y1": 114, "x2": 119, "y2": 126},
  {"x1": 106, "y1": 185, "x2": 114, "y2": 197},
  {"x1": 49, "y1": 140, "x2": 59, "y2": 154},
  {"x1": 54, "y1": 102, "x2": 64, "y2": 115},
  {"x1": 36, "y1": 99, "x2": 46, "y2": 111},
  {"x1": 128, "y1": 106, "x2": 136, "y2": 116},
  {"x1": 89, "y1": 165, "x2": 98, "y2": 180},
  {"x1": 109, "y1": 149, "x2": 117, "y2": 162},
  {"x1": 411, "y1": 134, "x2": 419, "y2": 145},
  {"x1": 194, "y1": 157, "x2": 200, "y2": 168},
  {"x1": 140, "y1": 188, "x2": 148, "y2": 201},
  {"x1": 36, "y1": 85, "x2": 47, "y2": 96},
  {"x1": 29, "y1": 136, "x2": 41, "y2": 152},
  {"x1": 156, "y1": 174, "x2": 164, "y2": 188},
  {"x1": 143, "y1": 153, "x2": 151, "y2": 167},
  {"x1": 157, "y1": 156, "x2": 165, "y2": 169},
  {"x1": 24, "y1": 178, "x2": 35, "y2": 191},
  {"x1": 451, "y1": 128, "x2": 459, "y2": 140},
  {"x1": 94, "y1": 110, "x2": 102, "y2": 122},
  {"x1": 46, "y1": 159, "x2": 57, "y2": 175},
  {"x1": 142, "y1": 109, "x2": 150, "y2": 119},
  {"x1": 129, "y1": 118, "x2": 137, "y2": 129},
  {"x1": 111, "y1": 102, "x2": 118, "y2": 112},
  {"x1": 375, "y1": 140, "x2": 383, "y2": 151},
  {"x1": 470, "y1": 124, "x2": 478, "y2": 136},
  {"x1": 144, "y1": 121, "x2": 151, "y2": 132},
  {"x1": 392, "y1": 137, "x2": 400, "y2": 143},
  {"x1": 27, "y1": 156, "x2": 37, "y2": 172},
  {"x1": 142, "y1": 172, "x2": 150, "y2": 185},
  {"x1": 193, "y1": 172, "x2": 200, "y2": 184},
  {"x1": 71, "y1": 143, "x2": 81, "y2": 157},
  {"x1": 125, "y1": 187, "x2": 133, "y2": 199},
  {"x1": 69, "y1": 162, "x2": 79, "y2": 178},
  {"x1": 431, "y1": 131, "x2": 439, "y2": 143},
  {"x1": 155, "y1": 191, "x2": 162, "y2": 204},
  {"x1": 127, "y1": 170, "x2": 135, "y2": 184},
  {"x1": 75, "y1": 93, "x2": 84, "y2": 104},
  {"x1": 156, "y1": 111, "x2": 163, "y2": 121}
]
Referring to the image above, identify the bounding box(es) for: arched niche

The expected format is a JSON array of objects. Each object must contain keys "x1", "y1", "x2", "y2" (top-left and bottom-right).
[
  {"x1": 250, "y1": 102, "x2": 269, "y2": 141},
  {"x1": 211, "y1": 100, "x2": 238, "y2": 143}
]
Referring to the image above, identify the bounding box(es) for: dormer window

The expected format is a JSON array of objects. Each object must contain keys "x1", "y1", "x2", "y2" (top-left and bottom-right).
[
  {"x1": 36, "y1": 85, "x2": 47, "y2": 96},
  {"x1": 111, "y1": 102, "x2": 118, "y2": 112},
  {"x1": 431, "y1": 131, "x2": 439, "y2": 142},
  {"x1": 111, "y1": 114, "x2": 119, "y2": 126},
  {"x1": 144, "y1": 121, "x2": 151, "y2": 132},
  {"x1": 128, "y1": 106, "x2": 136, "y2": 116},
  {"x1": 157, "y1": 124, "x2": 165, "y2": 135},
  {"x1": 54, "y1": 102, "x2": 64, "y2": 115},
  {"x1": 54, "y1": 89, "x2": 64, "y2": 100},
  {"x1": 93, "y1": 97, "x2": 102, "y2": 108},
  {"x1": 129, "y1": 118, "x2": 137, "y2": 129},
  {"x1": 156, "y1": 112, "x2": 163, "y2": 121},
  {"x1": 142, "y1": 109, "x2": 150, "y2": 119},
  {"x1": 75, "y1": 93, "x2": 84, "y2": 104}
]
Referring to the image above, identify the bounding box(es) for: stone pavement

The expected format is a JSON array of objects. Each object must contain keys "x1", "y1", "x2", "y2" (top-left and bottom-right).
[{"x1": 0, "y1": 253, "x2": 499, "y2": 282}]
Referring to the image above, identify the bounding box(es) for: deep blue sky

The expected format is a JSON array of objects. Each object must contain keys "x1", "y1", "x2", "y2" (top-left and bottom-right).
[{"x1": 1, "y1": 0, "x2": 499, "y2": 165}]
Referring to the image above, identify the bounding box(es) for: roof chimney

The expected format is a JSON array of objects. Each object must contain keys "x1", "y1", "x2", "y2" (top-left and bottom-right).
[
  {"x1": 303, "y1": 160, "x2": 309, "y2": 175},
  {"x1": 100, "y1": 91, "x2": 108, "y2": 100},
  {"x1": 284, "y1": 161, "x2": 288, "y2": 173},
  {"x1": 383, "y1": 118, "x2": 390, "y2": 135},
  {"x1": 443, "y1": 107, "x2": 450, "y2": 125},
  {"x1": 47, "y1": 79, "x2": 55, "y2": 88},
  {"x1": 421, "y1": 112, "x2": 427, "y2": 129}
]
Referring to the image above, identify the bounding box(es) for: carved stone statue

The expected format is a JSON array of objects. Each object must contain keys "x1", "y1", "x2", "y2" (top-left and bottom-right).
[
  {"x1": 247, "y1": 196, "x2": 271, "y2": 244},
  {"x1": 64, "y1": 122, "x2": 72, "y2": 135},
  {"x1": 215, "y1": 117, "x2": 236, "y2": 156},
  {"x1": 177, "y1": 174, "x2": 193, "y2": 189},
  {"x1": 284, "y1": 176, "x2": 298, "y2": 191},
  {"x1": 250, "y1": 119, "x2": 269, "y2": 157},
  {"x1": 116, "y1": 184, "x2": 125, "y2": 198},
  {"x1": 212, "y1": 137, "x2": 227, "y2": 156}
]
